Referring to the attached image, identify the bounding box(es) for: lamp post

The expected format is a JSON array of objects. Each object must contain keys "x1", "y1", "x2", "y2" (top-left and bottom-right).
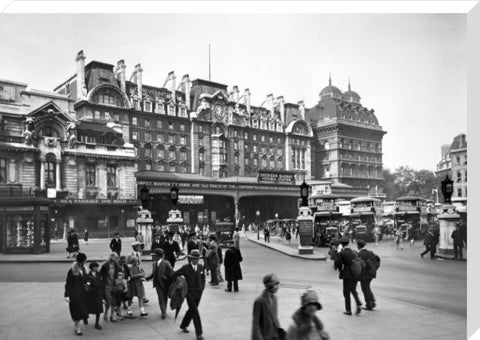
[
  {"x1": 170, "y1": 183, "x2": 179, "y2": 208},
  {"x1": 299, "y1": 180, "x2": 309, "y2": 207},
  {"x1": 256, "y1": 210, "x2": 261, "y2": 240},
  {"x1": 441, "y1": 175, "x2": 454, "y2": 204},
  {"x1": 140, "y1": 185, "x2": 150, "y2": 210}
]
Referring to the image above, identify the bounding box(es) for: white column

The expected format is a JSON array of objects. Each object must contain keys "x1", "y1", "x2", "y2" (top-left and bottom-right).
[
  {"x1": 191, "y1": 122, "x2": 195, "y2": 173},
  {"x1": 56, "y1": 162, "x2": 61, "y2": 191},
  {"x1": 40, "y1": 161, "x2": 45, "y2": 190}
]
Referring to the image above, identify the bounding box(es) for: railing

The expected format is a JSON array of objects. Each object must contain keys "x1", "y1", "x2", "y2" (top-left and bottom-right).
[{"x1": 0, "y1": 134, "x2": 24, "y2": 143}]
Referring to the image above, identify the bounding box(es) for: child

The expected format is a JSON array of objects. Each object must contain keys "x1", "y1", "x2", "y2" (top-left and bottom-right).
[
  {"x1": 127, "y1": 256, "x2": 148, "y2": 317},
  {"x1": 114, "y1": 272, "x2": 128, "y2": 320}
]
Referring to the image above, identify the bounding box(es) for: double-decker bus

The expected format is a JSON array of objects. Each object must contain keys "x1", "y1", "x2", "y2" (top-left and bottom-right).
[
  {"x1": 310, "y1": 194, "x2": 342, "y2": 246},
  {"x1": 349, "y1": 197, "x2": 384, "y2": 242},
  {"x1": 394, "y1": 196, "x2": 428, "y2": 239}
]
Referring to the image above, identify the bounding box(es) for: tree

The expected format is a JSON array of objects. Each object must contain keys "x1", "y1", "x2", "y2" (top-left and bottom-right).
[{"x1": 383, "y1": 166, "x2": 439, "y2": 200}]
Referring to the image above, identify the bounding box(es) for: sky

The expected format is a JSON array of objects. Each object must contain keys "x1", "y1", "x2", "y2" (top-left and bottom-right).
[{"x1": 0, "y1": 12, "x2": 467, "y2": 172}]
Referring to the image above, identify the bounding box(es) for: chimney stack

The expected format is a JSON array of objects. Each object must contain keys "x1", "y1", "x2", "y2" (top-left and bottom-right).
[
  {"x1": 182, "y1": 74, "x2": 191, "y2": 110},
  {"x1": 75, "y1": 50, "x2": 86, "y2": 100},
  {"x1": 298, "y1": 100, "x2": 305, "y2": 120},
  {"x1": 277, "y1": 96, "x2": 285, "y2": 122},
  {"x1": 115, "y1": 60, "x2": 127, "y2": 93},
  {"x1": 134, "y1": 64, "x2": 143, "y2": 101},
  {"x1": 232, "y1": 86, "x2": 240, "y2": 103},
  {"x1": 244, "y1": 88, "x2": 251, "y2": 114},
  {"x1": 165, "y1": 71, "x2": 176, "y2": 103},
  {"x1": 266, "y1": 94, "x2": 274, "y2": 114}
]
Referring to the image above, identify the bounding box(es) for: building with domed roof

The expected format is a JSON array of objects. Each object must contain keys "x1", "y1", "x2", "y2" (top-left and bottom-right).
[{"x1": 306, "y1": 78, "x2": 387, "y2": 199}]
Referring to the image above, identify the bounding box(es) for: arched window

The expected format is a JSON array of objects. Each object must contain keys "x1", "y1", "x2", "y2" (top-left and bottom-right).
[{"x1": 39, "y1": 126, "x2": 59, "y2": 138}]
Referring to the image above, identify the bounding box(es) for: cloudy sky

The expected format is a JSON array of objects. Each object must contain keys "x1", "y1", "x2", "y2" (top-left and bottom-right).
[{"x1": 0, "y1": 12, "x2": 466, "y2": 171}]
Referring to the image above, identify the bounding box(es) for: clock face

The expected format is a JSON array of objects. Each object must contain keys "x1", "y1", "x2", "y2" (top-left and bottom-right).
[{"x1": 213, "y1": 104, "x2": 224, "y2": 120}]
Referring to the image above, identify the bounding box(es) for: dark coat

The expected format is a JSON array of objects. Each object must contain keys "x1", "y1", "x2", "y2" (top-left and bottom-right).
[
  {"x1": 252, "y1": 289, "x2": 280, "y2": 340},
  {"x1": 357, "y1": 248, "x2": 377, "y2": 279},
  {"x1": 424, "y1": 232, "x2": 433, "y2": 246},
  {"x1": 99, "y1": 261, "x2": 122, "y2": 285},
  {"x1": 149, "y1": 259, "x2": 174, "y2": 291},
  {"x1": 187, "y1": 239, "x2": 200, "y2": 255},
  {"x1": 85, "y1": 272, "x2": 104, "y2": 314},
  {"x1": 163, "y1": 240, "x2": 181, "y2": 267},
  {"x1": 64, "y1": 263, "x2": 89, "y2": 321},
  {"x1": 451, "y1": 229, "x2": 464, "y2": 246},
  {"x1": 172, "y1": 263, "x2": 205, "y2": 300},
  {"x1": 334, "y1": 247, "x2": 357, "y2": 280},
  {"x1": 224, "y1": 247, "x2": 243, "y2": 282},
  {"x1": 83, "y1": 231, "x2": 89, "y2": 242},
  {"x1": 67, "y1": 233, "x2": 79, "y2": 252},
  {"x1": 110, "y1": 238, "x2": 122, "y2": 255},
  {"x1": 151, "y1": 239, "x2": 163, "y2": 253}
]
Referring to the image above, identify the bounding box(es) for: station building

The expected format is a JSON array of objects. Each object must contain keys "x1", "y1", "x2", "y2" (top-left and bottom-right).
[{"x1": 54, "y1": 51, "x2": 314, "y2": 227}]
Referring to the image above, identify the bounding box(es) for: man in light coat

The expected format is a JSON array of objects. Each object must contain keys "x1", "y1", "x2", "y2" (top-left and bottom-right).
[{"x1": 252, "y1": 274, "x2": 284, "y2": 340}]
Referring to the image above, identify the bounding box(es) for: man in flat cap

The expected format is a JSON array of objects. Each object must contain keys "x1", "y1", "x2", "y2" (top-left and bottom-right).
[
  {"x1": 146, "y1": 248, "x2": 173, "y2": 319},
  {"x1": 334, "y1": 237, "x2": 363, "y2": 316},
  {"x1": 252, "y1": 273, "x2": 285, "y2": 340},
  {"x1": 357, "y1": 239, "x2": 380, "y2": 310}
]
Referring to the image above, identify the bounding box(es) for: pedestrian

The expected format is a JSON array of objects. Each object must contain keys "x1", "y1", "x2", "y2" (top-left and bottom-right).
[
  {"x1": 451, "y1": 224, "x2": 465, "y2": 260},
  {"x1": 394, "y1": 228, "x2": 403, "y2": 250},
  {"x1": 85, "y1": 262, "x2": 104, "y2": 330},
  {"x1": 224, "y1": 243, "x2": 243, "y2": 292},
  {"x1": 113, "y1": 271, "x2": 128, "y2": 320},
  {"x1": 66, "y1": 228, "x2": 80, "y2": 258},
  {"x1": 285, "y1": 228, "x2": 292, "y2": 244},
  {"x1": 329, "y1": 238, "x2": 341, "y2": 270},
  {"x1": 136, "y1": 231, "x2": 144, "y2": 244},
  {"x1": 146, "y1": 248, "x2": 173, "y2": 319},
  {"x1": 54, "y1": 225, "x2": 58, "y2": 241},
  {"x1": 205, "y1": 234, "x2": 220, "y2": 286},
  {"x1": 252, "y1": 273, "x2": 285, "y2": 340},
  {"x1": 134, "y1": 228, "x2": 139, "y2": 240},
  {"x1": 217, "y1": 244, "x2": 224, "y2": 283},
  {"x1": 84, "y1": 228, "x2": 89, "y2": 245},
  {"x1": 117, "y1": 255, "x2": 131, "y2": 312},
  {"x1": 99, "y1": 252, "x2": 122, "y2": 322},
  {"x1": 126, "y1": 256, "x2": 148, "y2": 317},
  {"x1": 150, "y1": 233, "x2": 163, "y2": 258},
  {"x1": 264, "y1": 226, "x2": 270, "y2": 243},
  {"x1": 172, "y1": 249, "x2": 206, "y2": 340},
  {"x1": 163, "y1": 232, "x2": 181, "y2": 268},
  {"x1": 356, "y1": 240, "x2": 380, "y2": 311},
  {"x1": 233, "y1": 227, "x2": 241, "y2": 248},
  {"x1": 334, "y1": 237, "x2": 363, "y2": 316},
  {"x1": 129, "y1": 241, "x2": 144, "y2": 265},
  {"x1": 286, "y1": 290, "x2": 329, "y2": 340},
  {"x1": 110, "y1": 232, "x2": 122, "y2": 256},
  {"x1": 421, "y1": 228, "x2": 435, "y2": 259},
  {"x1": 64, "y1": 252, "x2": 89, "y2": 336},
  {"x1": 187, "y1": 231, "x2": 200, "y2": 255}
]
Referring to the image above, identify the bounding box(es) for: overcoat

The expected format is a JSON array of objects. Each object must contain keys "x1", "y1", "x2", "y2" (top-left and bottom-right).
[
  {"x1": 252, "y1": 289, "x2": 280, "y2": 340},
  {"x1": 224, "y1": 247, "x2": 243, "y2": 282},
  {"x1": 85, "y1": 272, "x2": 104, "y2": 314},
  {"x1": 64, "y1": 263, "x2": 89, "y2": 321},
  {"x1": 334, "y1": 247, "x2": 356, "y2": 280},
  {"x1": 172, "y1": 263, "x2": 205, "y2": 300}
]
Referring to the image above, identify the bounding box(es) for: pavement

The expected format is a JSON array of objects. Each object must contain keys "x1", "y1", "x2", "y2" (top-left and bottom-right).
[{"x1": 0, "y1": 234, "x2": 466, "y2": 339}]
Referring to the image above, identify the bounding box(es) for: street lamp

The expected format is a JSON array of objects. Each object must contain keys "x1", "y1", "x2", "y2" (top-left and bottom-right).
[
  {"x1": 256, "y1": 210, "x2": 261, "y2": 240},
  {"x1": 140, "y1": 185, "x2": 150, "y2": 210},
  {"x1": 441, "y1": 175, "x2": 454, "y2": 204},
  {"x1": 299, "y1": 180, "x2": 309, "y2": 207},
  {"x1": 170, "y1": 183, "x2": 179, "y2": 208}
]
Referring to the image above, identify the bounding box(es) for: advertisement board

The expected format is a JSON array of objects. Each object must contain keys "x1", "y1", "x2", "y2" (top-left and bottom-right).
[{"x1": 297, "y1": 219, "x2": 313, "y2": 246}]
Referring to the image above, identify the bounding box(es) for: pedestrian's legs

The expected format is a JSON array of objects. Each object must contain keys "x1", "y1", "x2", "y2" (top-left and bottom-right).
[
  {"x1": 233, "y1": 280, "x2": 239, "y2": 292},
  {"x1": 360, "y1": 279, "x2": 374, "y2": 308},
  {"x1": 226, "y1": 280, "x2": 232, "y2": 292},
  {"x1": 181, "y1": 296, "x2": 202, "y2": 336},
  {"x1": 459, "y1": 246, "x2": 463, "y2": 259},
  {"x1": 210, "y1": 265, "x2": 218, "y2": 285},
  {"x1": 217, "y1": 267, "x2": 224, "y2": 282},
  {"x1": 430, "y1": 244, "x2": 436, "y2": 259},
  {"x1": 453, "y1": 244, "x2": 459, "y2": 259},
  {"x1": 343, "y1": 279, "x2": 351, "y2": 313},
  {"x1": 350, "y1": 280, "x2": 362, "y2": 307},
  {"x1": 156, "y1": 287, "x2": 167, "y2": 316},
  {"x1": 421, "y1": 245, "x2": 430, "y2": 257}
]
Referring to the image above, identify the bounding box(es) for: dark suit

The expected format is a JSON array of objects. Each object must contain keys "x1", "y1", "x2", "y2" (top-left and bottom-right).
[
  {"x1": 148, "y1": 259, "x2": 173, "y2": 317},
  {"x1": 109, "y1": 238, "x2": 122, "y2": 255},
  {"x1": 252, "y1": 289, "x2": 280, "y2": 340},
  {"x1": 163, "y1": 240, "x2": 181, "y2": 268},
  {"x1": 358, "y1": 248, "x2": 376, "y2": 309},
  {"x1": 335, "y1": 247, "x2": 362, "y2": 313},
  {"x1": 173, "y1": 263, "x2": 205, "y2": 336}
]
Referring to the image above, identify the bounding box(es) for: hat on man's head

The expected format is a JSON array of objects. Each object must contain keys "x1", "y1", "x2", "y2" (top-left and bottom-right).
[
  {"x1": 357, "y1": 239, "x2": 366, "y2": 248},
  {"x1": 153, "y1": 248, "x2": 164, "y2": 257},
  {"x1": 339, "y1": 237, "x2": 350, "y2": 245},
  {"x1": 301, "y1": 290, "x2": 322, "y2": 310},
  {"x1": 188, "y1": 249, "x2": 202, "y2": 259},
  {"x1": 131, "y1": 241, "x2": 143, "y2": 248},
  {"x1": 263, "y1": 273, "x2": 280, "y2": 288}
]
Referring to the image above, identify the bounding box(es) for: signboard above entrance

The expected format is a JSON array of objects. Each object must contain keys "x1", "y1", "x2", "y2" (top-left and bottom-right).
[{"x1": 257, "y1": 170, "x2": 296, "y2": 184}]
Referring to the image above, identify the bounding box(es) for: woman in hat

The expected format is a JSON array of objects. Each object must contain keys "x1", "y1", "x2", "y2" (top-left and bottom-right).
[
  {"x1": 286, "y1": 290, "x2": 329, "y2": 340},
  {"x1": 85, "y1": 262, "x2": 104, "y2": 330},
  {"x1": 64, "y1": 252, "x2": 89, "y2": 336}
]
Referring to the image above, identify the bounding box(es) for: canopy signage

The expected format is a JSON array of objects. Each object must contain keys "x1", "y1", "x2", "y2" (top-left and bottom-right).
[
  {"x1": 257, "y1": 171, "x2": 296, "y2": 184},
  {"x1": 57, "y1": 199, "x2": 140, "y2": 205}
]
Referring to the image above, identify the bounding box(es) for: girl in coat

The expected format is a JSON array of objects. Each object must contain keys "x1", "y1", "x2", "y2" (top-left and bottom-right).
[
  {"x1": 85, "y1": 262, "x2": 104, "y2": 330},
  {"x1": 287, "y1": 290, "x2": 329, "y2": 340},
  {"x1": 64, "y1": 252, "x2": 89, "y2": 336},
  {"x1": 127, "y1": 256, "x2": 148, "y2": 317}
]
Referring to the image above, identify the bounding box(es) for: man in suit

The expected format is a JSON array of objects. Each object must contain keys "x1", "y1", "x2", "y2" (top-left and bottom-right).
[
  {"x1": 146, "y1": 248, "x2": 173, "y2": 319},
  {"x1": 163, "y1": 232, "x2": 181, "y2": 269},
  {"x1": 109, "y1": 232, "x2": 122, "y2": 256},
  {"x1": 172, "y1": 249, "x2": 205, "y2": 340},
  {"x1": 251, "y1": 273, "x2": 283, "y2": 340},
  {"x1": 356, "y1": 239, "x2": 378, "y2": 310},
  {"x1": 334, "y1": 237, "x2": 362, "y2": 316}
]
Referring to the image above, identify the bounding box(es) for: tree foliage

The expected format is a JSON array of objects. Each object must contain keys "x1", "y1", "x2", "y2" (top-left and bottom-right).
[{"x1": 383, "y1": 166, "x2": 440, "y2": 201}]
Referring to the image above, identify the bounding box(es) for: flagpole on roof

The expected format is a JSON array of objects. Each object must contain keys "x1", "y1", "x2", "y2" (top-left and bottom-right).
[{"x1": 209, "y1": 44, "x2": 211, "y2": 81}]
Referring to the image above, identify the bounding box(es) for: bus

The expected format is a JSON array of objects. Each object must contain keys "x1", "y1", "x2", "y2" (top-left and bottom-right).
[
  {"x1": 310, "y1": 194, "x2": 342, "y2": 246},
  {"x1": 349, "y1": 197, "x2": 384, "y2": 242},
  {"x1": 213, "y1": 221, "x2": 235, "y2": 246},
  {"x1": 394, "y1": 196, "x2": 428, "y2": 239}
]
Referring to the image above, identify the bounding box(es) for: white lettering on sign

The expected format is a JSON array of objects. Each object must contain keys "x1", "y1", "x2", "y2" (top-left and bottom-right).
[
  {"x1": 178, "y1": 195, "x2": 204, "y2": 205},
  {"x1": 353, "y1": 206, "x2": 372, "y2": 213}
]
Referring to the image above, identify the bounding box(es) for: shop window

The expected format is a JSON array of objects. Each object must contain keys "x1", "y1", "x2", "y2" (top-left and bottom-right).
[
  {"x1": 107, "y1": 165, "x2": 116, "y2": 188},
  {"x1": 0, "y1": 159, "x2": 6, "y2": 183},
  {"x1": 85, "y1": 165, "x2": 96, "y2": 187},
  {"x1": 5, "y1": 217, "x2": 35, "y2": 248}
]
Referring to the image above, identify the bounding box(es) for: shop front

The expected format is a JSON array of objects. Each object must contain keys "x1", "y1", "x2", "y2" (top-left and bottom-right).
[{"x1": 0, "y1": 197, "x2": 52, "y2": 254}]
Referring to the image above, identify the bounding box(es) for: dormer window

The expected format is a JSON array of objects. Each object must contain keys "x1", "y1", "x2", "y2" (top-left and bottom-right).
[
  {"x1": 144, "y1": 100, "x2": 152, "y2": 113},
  {"x1": 168, "y1": 104, "x2": 175, "y2": 116},
  {"x1": 179, "y1": 106, "x2": 187, "y2": 118}
]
